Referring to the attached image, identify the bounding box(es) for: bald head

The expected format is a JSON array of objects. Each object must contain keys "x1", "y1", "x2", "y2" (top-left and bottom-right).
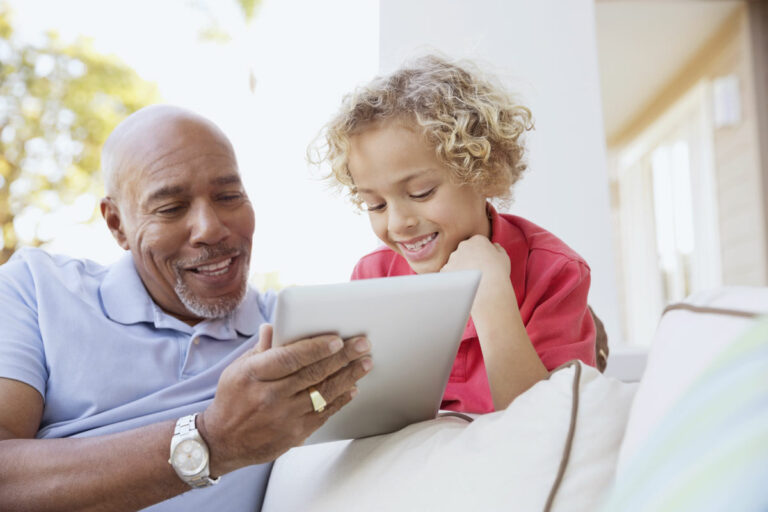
[
  {"x1": 99, "y1": 104, "x2": 254, "y2": 324},
  {"x1": 101, "y1": 105, "x2": 236, "y2": 200}
]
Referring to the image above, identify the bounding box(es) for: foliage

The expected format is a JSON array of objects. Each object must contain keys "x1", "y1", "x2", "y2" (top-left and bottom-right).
[
  {"x1": 236, "y1": 0, "x2": 260, "y2": 21},
  {"x1": 0, "y1": 6, "x2": 159, "y2": 264},
  {"x1": 191, "y1": 0, "x2": 262, "y2": 42}
]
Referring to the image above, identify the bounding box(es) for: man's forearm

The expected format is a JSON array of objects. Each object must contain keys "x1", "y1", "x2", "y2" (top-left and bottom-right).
[{"x1": 0, "y1": 420, "x2": 188, "y2": 512}]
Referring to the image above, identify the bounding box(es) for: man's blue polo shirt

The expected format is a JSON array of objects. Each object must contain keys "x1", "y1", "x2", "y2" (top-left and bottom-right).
[{"x1": 0, "y1": 248, "x2": 277, "y2": 511}]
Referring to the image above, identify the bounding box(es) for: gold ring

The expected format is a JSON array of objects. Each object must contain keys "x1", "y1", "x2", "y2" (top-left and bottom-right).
[{"x1": 308, "y1": 386, "x2": 327, "y2": 413}]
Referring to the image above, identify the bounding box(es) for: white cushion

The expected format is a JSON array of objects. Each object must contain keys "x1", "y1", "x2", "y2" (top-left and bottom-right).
[
  {"x1": 262, "y1": 362, "x2": 636, "y2": 512},
  {"x1": 603, "y1": 315, "x2": 768, "y2": 511},
  {"x1": 616, "y1": 286, "x2": 768, "y2": 474}
]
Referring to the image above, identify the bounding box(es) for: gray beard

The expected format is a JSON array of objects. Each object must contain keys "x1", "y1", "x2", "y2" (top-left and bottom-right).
[
  {"x1": 173, "y1": 247, "x2": 250, "y2": 319},
  {"x1": 174, "y1": 273, "x2": 248, "y2": 319}
]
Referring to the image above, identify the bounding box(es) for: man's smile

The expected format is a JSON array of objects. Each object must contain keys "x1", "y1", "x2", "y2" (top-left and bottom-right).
[{"x1": 185, "y1": 256, "x2": 236, "y2": 276}]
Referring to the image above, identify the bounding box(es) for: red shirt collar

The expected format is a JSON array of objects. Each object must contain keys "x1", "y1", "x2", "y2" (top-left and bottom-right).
[{"x1": 487, "y1": 203, "x2": 528, "y2": 304}]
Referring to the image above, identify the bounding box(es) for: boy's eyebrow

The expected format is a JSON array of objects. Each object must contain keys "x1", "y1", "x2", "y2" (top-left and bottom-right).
[{"x1": 355, "y1": 168, "x2": 438, "y2": 194}]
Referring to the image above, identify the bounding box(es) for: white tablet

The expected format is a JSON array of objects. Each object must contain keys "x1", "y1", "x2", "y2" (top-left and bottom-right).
[{"x1": 272, "y1": 270, "x2": 481, "y2": 444}]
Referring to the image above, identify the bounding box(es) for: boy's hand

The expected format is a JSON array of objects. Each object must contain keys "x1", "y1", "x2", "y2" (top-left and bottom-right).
[{"x1": 441, "y1": 235, "x2": 513, "y2": 314}]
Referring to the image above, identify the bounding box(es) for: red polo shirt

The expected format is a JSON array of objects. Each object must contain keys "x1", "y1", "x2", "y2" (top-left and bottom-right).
[{"x1": 351, "y1": 207, "x2": 596, "y2": 413}]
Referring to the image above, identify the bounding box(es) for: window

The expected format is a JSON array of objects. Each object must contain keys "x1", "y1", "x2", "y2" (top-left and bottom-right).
[{"x1": 613, "y1": 82, "x2": 721, "y2": 346}]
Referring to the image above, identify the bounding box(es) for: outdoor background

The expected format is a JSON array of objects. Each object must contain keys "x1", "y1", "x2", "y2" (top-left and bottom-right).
[
  {"x1": 0, "y1": 0, "x2": 380, "y2": 289},
  {"x1": 2, "y1": 0, "x2": 767, "y2": 361}
]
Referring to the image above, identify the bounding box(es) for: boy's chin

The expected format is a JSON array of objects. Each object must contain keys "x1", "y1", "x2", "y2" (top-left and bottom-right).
[{"x1": 405, "y1": 257, "x2": 444, "y2": 275}]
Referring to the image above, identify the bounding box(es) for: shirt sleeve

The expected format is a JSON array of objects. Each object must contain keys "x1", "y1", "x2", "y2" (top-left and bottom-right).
[
  {"x1": 350, "y1": 260, "x2": 367, "y2": 280},
  {"x1": 520, "y1": 257, "x2": 597, "y2": 370},
  {"x1": 0, "y1": 256, "x2": 48, "y2": 398},
  {"x1": 350, "y1": 253, "x2": 386, "y2": 280}
]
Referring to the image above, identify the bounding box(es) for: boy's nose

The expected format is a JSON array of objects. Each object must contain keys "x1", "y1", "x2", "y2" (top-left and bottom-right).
[{"x1": 387, "y1": 204, "x2": 417, "y2": 235}]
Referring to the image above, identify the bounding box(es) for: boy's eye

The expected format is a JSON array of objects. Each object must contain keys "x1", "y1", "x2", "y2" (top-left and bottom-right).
[
  {"x1": 410, "y1": 187, "x2": 436, "y2": 200},
  {"x1": 365, "y1": 202, "x2": 386, "y2": 212}
]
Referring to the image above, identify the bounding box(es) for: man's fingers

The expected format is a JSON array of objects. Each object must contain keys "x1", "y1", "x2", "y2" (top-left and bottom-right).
[
  {"x1": 254, "y1": 323, "x2": 273, "y2": 353},
  {"x1": 246, "y1": 334, "x2": 345, "y2": 381},
  {"x1": 285, "y1": 355, "x2": 370, "y2": 416},
  {"x1": 280, "y1": 336, "x2": 372, "y2": 395},
  {"x1": 301, "y1": 387, "x2": 356, "y2": 429}
]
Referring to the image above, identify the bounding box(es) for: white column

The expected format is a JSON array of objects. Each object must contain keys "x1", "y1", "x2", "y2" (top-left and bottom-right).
[{"x1": 380, "y1": 0, "x2": 623, "y2": 345}]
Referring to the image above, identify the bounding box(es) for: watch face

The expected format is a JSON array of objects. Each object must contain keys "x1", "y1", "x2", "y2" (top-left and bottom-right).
[{"x1": 172, "y1": 439, "x2": 207, "y2": 476}]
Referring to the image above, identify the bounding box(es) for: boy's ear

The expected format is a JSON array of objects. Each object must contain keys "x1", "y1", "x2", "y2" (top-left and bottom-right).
[{"x1": 100, "y1": 197, "x2": 130, "y2": 250}]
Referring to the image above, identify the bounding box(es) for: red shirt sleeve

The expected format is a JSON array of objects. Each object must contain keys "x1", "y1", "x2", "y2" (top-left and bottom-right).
[
  {"x1": 350, "y1": 248, "x2": 408, "y2": 281},
  {"x1": 520, "y1": 255, "x2": 596, "y2": 370},
  {"x1": 350, "y1": 260, "x2": 366, "y2": 280}
]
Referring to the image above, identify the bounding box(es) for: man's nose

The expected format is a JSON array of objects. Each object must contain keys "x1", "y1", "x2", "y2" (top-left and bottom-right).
[{"x1": 189, "y1": 202, "x2": 230, "y2": 246}]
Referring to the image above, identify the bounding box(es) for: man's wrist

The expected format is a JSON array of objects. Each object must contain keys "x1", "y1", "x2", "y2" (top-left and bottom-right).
[
  {"x1": 196, "y1": 410, "x2": 236, "y2": 477},
  {"x1": 195, "y1": 412, "x2": 218, "y2": 474},
  {"x1": 168, "y1": 414, "x2": 220, "y2": 488}
]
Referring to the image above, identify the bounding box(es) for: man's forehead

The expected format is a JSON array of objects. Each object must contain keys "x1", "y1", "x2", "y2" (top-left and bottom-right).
[
  {"x1": 139, "y1": 170, "x2": 243, "y2": 202},
  {"x1": 140, "y1": 143, "x2": 236, "y2": 175}
]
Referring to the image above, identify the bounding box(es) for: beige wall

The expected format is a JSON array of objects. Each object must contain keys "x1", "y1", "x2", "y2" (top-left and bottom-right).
[
  {"x1": 713, "y1": 8, "x2": 766, "y2": 285},
  {"x1": 610, "y1": 6, "x2": 767, "y2": 286},
  {"x1": 749, "y1": 0, "x2": 768, "y2": 283}
]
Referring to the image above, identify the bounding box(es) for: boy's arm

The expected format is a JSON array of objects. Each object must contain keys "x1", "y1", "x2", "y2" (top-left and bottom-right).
[{"x1": 441, "y1": 235, "x2": 548, "y2": 410}]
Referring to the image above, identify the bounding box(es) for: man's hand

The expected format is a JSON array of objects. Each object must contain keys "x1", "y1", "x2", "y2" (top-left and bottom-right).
[{"x1": 199, "y1": 324, "x2": 372, "y2": 475}]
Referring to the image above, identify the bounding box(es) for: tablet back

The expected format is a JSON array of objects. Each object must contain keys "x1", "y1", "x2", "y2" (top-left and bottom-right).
[{"x1": 272, "y1": 270, "x2": 481, "y2": 444}]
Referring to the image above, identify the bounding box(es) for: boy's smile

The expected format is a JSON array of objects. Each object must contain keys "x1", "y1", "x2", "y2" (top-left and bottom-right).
[{"x1": 347, "y1": 122, "x2": 490, "y2": 274}]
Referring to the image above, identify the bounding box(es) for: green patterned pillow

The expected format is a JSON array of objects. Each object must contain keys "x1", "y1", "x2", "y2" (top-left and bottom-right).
[{"x1": 601, "y1": 317, "x2": 768, "y2": 511}]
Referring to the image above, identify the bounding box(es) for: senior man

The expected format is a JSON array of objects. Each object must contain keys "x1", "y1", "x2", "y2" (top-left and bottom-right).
[{"x1": 0, "y1": 105, "x2": 372, "y2": 511}]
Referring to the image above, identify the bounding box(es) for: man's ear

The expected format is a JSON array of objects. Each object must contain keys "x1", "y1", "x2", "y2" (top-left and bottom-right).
[{"x1": 100, "y1": 197, "x2": 130, "y2": 250}]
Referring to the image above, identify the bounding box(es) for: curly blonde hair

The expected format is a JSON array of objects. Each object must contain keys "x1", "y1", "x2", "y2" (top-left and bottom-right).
[{"x1": 310, "y1": 54, "x2": 534, "y2": 206}]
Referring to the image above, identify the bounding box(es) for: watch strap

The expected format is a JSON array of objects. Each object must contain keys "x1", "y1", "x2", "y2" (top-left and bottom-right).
[
  {"x1": 173, "y1": 414, "x2": 198, "y2": 438},
  {"x1": 170, "y1": 413, "x2": 220, "y2": 488}
]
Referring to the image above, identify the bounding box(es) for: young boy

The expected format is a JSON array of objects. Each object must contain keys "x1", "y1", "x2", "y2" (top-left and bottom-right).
[{"x1": 313, "y1": 55, "x2": 596, "y2": 413}]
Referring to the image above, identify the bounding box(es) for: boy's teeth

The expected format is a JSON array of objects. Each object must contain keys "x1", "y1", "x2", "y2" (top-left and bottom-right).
[{"x1": 403, "y1": 234, "x2": 435, "y2": 251}]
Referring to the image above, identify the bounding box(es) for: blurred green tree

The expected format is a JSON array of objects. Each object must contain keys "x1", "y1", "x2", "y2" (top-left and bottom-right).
[
  {"x1": 0, "y1": 6, "x2": 158, "y2": 264},
  {"x1": 192, "y1": 0, "x2": 262, "y2": 43}
]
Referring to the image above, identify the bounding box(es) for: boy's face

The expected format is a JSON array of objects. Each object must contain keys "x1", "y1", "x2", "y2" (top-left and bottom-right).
[{"x1": 348, "y1": 122, "x2": 490, "y2": 274}]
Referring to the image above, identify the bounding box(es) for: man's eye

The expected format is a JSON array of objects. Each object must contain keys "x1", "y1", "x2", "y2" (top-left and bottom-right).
[
  {"x1": 410, "y1": 187, "x2": 436, "y2": 200},
  {"x1": 157, "y1": 205, "x2": 185, "y2": 215},
  {"x1": 218, "y1": 192, "x2": 243, "y2": 202}
]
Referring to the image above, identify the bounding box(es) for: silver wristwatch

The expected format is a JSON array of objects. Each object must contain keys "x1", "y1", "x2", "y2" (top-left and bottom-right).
[{"x1": 169, "y1": 413, "x2": 220, "y2": 488}]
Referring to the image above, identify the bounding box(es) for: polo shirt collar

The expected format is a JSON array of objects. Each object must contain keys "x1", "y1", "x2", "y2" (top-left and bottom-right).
[
  {"x1": 487, "y1": 203, "x2": 528, "y2": 301},
  {"x1": 230, "y1": 289, "x2": 263, "y2": 336},
  {"x1": 100, "y1": 252, "x2": 158, "y2": 326},
  {"x1": 100, "y1": 253, "x2": 261, "y2": 338}
]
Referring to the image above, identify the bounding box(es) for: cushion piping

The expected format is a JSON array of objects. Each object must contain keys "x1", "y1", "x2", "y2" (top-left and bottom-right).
[
  {"x1": 663, "y1": 303, "x2": 762, "y2": 318},
  {"x1": 543, "y1": 360, "x2": 581, "y2": 512},
  {"x1": 435, "y1": 411, "x2": 475, "y2": 423}
]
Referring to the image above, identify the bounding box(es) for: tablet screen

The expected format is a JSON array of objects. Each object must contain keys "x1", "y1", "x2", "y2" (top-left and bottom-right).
[{"x1": 273, "y1": 270, "x2": 480, "y2": 444}]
